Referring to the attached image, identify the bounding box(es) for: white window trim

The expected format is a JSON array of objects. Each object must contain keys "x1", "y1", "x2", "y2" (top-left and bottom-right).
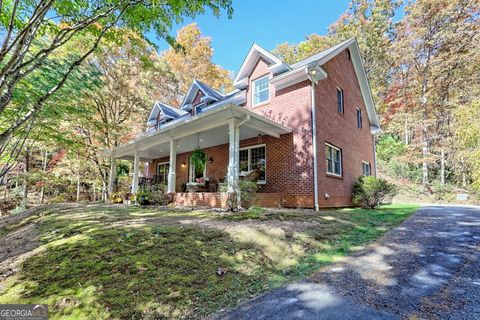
[
  {"x1": 362, "y1": 161, "x2": 371, "y2": 176},
  {"x1": 337, "y1": 87, "x2": 344, "y2": 114},
  {"x1": 252, "y1": 75, "x2": 270, "y2": 106},
  {"x1": 156, "y1": 161, "x2": 170, "y2": 183},
  {"x1": 189, "y1": 159, "x2": 207, "y2": 182},
  {"x1": 239, "y1": 144, "x2": 267, "y2": 184},
  {"x1": 326, "y1": 143, "x2": 342, "y2": 177}
]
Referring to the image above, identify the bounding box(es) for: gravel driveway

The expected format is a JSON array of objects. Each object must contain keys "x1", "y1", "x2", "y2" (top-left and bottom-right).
[{"x1": 217, "y1": 205, "x2": 480, "y2": 319}]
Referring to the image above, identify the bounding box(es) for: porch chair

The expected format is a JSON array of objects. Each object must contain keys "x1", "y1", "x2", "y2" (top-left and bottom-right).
[
  {"x1": 186, "y1": 177, "x2": 209, "y2": 192},
  {"x1": 240, "y1": 168, "x2": 262, "y2": 182}
]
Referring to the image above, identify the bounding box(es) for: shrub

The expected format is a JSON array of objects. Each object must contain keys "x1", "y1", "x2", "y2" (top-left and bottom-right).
[
  {"x1": 135, "y1": 189, "x2": 152, "y2": 205},
  {"x1": 110, "y1": 192, "x2": 124, "y2": 204},
  {"x1": 432, "y1": 181, "x2": 454, "y2": 201},
  {"x1": 222, "y1": 180, "x2": 259, "y2": 210},
  {"x1": 150, "y1": 188, "x2": 171, "y2": 206},
  {"x1": 352, "y1": 176, "x2": 398, "y2": 209}
]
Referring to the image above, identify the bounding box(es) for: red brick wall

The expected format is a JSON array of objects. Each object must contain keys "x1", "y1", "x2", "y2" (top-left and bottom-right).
[
  {"x1": 145, "y1": 49, "x2": 375, "y2": 208},
  {"x1": 314, "y1": 50, "x2": 375, "y2": 207},
  {"x1": 242, "y1": 57, "x2": 316, "y2": 208}
]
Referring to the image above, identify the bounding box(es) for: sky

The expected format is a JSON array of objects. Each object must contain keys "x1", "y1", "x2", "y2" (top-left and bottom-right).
[{"x1": 147, "y1": 0, "x2": 351, "y2": 73}]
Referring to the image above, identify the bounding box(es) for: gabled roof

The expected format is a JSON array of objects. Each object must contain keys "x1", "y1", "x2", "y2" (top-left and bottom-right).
[
  {"x1": 271, "y1": 38, "x2": 380, "y2": 129},
  {"x1": 233, "y1": 43, "x2": 290, "y2": 89},
  {"x1": 290, "y1": 39, "x2": 353, "y2": 68},
  {"x1": 147, "y1": 101, "x2": 187, "y2": 126},
  {"x1": 180, "y1": 79, "x2": 224, "y2": 109}
]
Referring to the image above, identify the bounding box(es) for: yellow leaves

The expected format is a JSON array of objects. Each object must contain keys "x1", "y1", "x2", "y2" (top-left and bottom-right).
[{"x1": 163, "y1": 23, "x2": 233, "y2": 95}]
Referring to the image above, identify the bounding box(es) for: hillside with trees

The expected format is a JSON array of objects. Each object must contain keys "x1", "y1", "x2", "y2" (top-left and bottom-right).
[
  {"x1": 274, "y1": 0, "x2": 480, "y2": 202},
  {"x1": 1, "y1": 0, "x2": 479, "y2": 212}
]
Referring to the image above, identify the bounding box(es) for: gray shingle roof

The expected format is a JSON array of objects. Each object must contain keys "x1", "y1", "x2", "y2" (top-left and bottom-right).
[
  {"x1": 195, "y1": 79, "x2": 224, "y2": 100},
  {"x1": 290, "y1": 39, "x2": 354, "y2": 69}
]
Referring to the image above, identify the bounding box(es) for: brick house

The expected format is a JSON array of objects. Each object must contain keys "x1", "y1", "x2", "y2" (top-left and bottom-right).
[{"x1": 104, "y1": 38, "x2": 380, "y2": 209}]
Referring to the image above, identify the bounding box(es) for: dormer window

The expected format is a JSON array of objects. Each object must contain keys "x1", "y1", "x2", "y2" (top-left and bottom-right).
[{"x1": 252, "y1": 75, "x2": 269, "y2": 106}]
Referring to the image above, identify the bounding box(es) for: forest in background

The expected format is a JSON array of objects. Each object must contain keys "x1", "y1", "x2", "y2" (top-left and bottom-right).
[{"x1": 0, "y1": 0, "x2": 479, "y2": 212}]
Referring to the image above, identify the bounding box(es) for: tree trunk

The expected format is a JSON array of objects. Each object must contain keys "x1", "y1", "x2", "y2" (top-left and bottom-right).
[
  {"x1": 102, "y1": 180, "x2": 107, "y2": 202},
  {"x1": 404, "y1": 113, "x2": 409, "y2": 145},
  {"x1": 40, "y1": 150, "x2": 48, "y2": 204},
  {"x1": 76, "y1": 175, "x2": 81, "y2": 202},
  {"x1": 421, "y1": 78, "x2": 429, "y2": 189},
  {"x1": 93, "y1": 183, "x2": 97, "y2": 202},
  {"x1": 440, "y1": 148, "x2": 445, "y2": 185},
  {"x1": 22, "y1": 148, "x2": 29, "y2": 201}
]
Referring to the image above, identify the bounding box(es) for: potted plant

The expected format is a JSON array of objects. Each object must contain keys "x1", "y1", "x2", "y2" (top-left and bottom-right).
[{"x1": 190, "y1": 148, "x2": 207, "y2": 175}]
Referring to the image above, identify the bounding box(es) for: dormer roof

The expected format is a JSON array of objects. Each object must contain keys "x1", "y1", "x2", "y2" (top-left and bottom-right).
[
  {"x1": 233, "y1": 43, "x2": 290, "y2": 89},
  {"x1": 180, "y1": 79, "x2": 225, "y2": 110},
  {"x1": 147, "y1": 101, "x2": 187, "y2": 126}
]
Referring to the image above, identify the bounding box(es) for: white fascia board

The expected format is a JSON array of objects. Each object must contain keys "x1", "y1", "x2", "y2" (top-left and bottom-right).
[
  {"x1": 233, "y1": 43, "x2": 290, "y2": 89},
  {"x1": 161, "y1": 102, "x2": 188, "y2": 116},
  {"x1": 270, "y1": 68, "x2": 309, "y2": 90},
  {"x1": 202, "y1": 90, "x2": 246, "y2": 112},
  {"x1": 233, "y1": 77, "x2": 248, "y2": 90},
  {"x1": 271, "y1": 65, "x2": 327, "y2": 90},
  {"x1": 349, "y1": 41, "x2": 380, "y2": 129},
  {"x1": 105, "y1": 104, "x2": 292, "y2": 158},
  {"x1": 147, "y1": 102, "x2": 161, "y2": 123},
  {"x1": 180, "y1": 79, "x2": 219, "y2": 109}
]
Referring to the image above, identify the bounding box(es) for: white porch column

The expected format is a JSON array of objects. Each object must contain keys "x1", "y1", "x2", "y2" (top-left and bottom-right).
[
  {"x1": 227, "y1": 119, "x2": 239, "y2": 194},
  {"x1": 167, "y1": 138, "x2": 177, "y2": 193},
  {"x1": 131, "y1": 149, "x2": 140, "y2": 194},
  {"x1": 108, "y1": 156, "x2": 116, "y2": 198}
]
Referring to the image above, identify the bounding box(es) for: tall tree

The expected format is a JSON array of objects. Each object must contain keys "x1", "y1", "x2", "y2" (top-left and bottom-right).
[
  {"x1": 330, "y1": 0, "x2": 399, "y2": 111},
  {"x1": 163, "y1": 23, "x2": 233, "y2": 105},
  {"x1": 387, "y1": 0, "x2": 480, "y2": 188},
  {"x1": 0, "y1": 0, "x2": 233, "y2": 178}
]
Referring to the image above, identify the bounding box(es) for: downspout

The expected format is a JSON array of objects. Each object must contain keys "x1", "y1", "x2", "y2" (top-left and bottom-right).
[
  {"x1": 310, "y1": 81, "x2": 320, "y2": 211},
  {"x1": 370, "y1": 126, "x2": 381, "y2": 177},
  {"x1": 373, "y1": 136, "x2": 377, "y2": 176},
  {"x1": 238, "y1": 115, "x2": 250, "y2": 127}
]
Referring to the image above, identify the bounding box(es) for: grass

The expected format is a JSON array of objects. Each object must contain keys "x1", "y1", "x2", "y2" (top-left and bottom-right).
[{"x1": 0, "y1": 203, "x2": 419, "y2": 319}]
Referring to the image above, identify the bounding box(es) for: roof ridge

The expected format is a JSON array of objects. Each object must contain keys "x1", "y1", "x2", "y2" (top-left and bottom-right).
[{"x1": 290, "y1": 38, "x2": 355, "y2": 69}]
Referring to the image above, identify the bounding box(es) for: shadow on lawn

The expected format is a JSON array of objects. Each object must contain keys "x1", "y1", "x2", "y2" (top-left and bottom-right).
[
  {"x1": 0, "y1": 204, "x2": 420, "y2": 319},
  {"x1": 219, "y1": 205, "x2": 480, "y2": 320}
]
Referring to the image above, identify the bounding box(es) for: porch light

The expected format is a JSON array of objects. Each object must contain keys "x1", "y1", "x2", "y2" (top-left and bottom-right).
[
  {"x1": 208, "y1": 156, "x2": 213, "y2": 164},
  {"x1": 310, "y1": 69, "x2": 317, "y2": 76},
  {"x1": 181, "y1": 162, "x2": 186, "y2": 168}
]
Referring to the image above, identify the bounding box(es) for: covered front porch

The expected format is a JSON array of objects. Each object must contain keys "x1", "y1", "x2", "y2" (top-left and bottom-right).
[{"x1": 104, "y1": 104, "x2": 291, "y2": 207}]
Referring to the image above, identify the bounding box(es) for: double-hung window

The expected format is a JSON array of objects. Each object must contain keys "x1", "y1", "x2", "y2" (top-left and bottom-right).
[
  {"x1": 362, "y1": 162, "x2": 371, "y2": 176},
  {"x1": 326, "y1": 143, "x2": 342, "y2": 176},
  {"x1": 239, "y1": 145, "x2": 266, "y2": 183},
  {"x1": 337, "y1": 87, "x2": 344, "y2": 114},
  {"x1": 252, "y1": 75, "x2": 269, "y2": 106},
  {"x1": 356, "y1": 107, "x2": 362, "y2": 129},
  {"x1": 156, "y1": 162, "x2": 170, "y2": 184}
]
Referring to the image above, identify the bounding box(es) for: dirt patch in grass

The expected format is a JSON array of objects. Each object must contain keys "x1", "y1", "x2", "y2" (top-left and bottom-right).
[{"x1": 0, "y1": 203, "x2": 419, "y2": 319}]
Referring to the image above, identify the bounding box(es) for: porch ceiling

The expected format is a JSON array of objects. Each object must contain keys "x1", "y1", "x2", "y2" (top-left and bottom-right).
[{"x1": 104, "y1": 104, "x2": 292, "y2": 162}]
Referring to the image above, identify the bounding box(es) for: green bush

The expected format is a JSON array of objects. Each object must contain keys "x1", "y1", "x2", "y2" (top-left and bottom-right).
[
  {"x1": 135, "y1": 189, "x2": 152, "y2": 205},
  {"x1": 352, "y1": 176, "x2": 398, "y2": 209},
  {"x1": 223, "y1": 180, "x2": 259, "y2": 210},
  {"x1": 432, "y1": 181, "x2": 454, "y2": 201},
  {"x1": 150, "y1": 190, "x2": 171, "y2": 206}
]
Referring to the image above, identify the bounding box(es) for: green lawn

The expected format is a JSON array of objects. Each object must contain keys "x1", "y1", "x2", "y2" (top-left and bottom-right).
[{"x1": 0, "y1": 203, "x2": 418, "y2": 319}]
